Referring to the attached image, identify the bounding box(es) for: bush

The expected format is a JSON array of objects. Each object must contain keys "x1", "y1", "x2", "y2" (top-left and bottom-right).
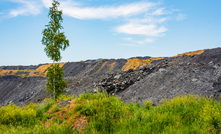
[
  {"x1": 143, "y1": 100, "x2": 153, "y2": 110},
  {"x1": 0, "y1": 103, "x2": 37, "y2": 126},
  {"x1": 36, "y1": 98, "x2": 56, "y2": 118},
  {"x1": 1, "y1": 93, "x2": 221, "y2": 133},
  {"x1": 51, "y1": 104, "x2": 59, "y2": 113}
]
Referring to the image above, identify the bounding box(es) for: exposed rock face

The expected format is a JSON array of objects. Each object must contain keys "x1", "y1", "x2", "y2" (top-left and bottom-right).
[
  {"x1": 0, "y1": 47, "x2": 221, "y2": 106},
  {"x1": 119, "y1": 59, "x2": 221, "y2": 105},
  {"x1": 96, "y1": 48, "x2": 221, "y2": 105},
  {"x1": 95, "y1": 62, "x2": 168, "y2": 95},
  {"x1": 0, "y1": 59, "x2": 129, "y2": 106}
]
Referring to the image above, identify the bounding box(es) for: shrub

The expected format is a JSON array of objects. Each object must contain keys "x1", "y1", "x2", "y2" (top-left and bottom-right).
[
  {"x1": 52, "y1": 104, "x2": 59, "y2": 113},
  {"x1": 143, "y1": 100, "x2": 153, "y2": 110},
  {"x1": 0, "y1": 103, "x2": 37, "y2": 126},
  {"x1": 42, "y1": 113, "x2": 51, "y2": 121},
  {"x1": 1, "y1": 93, "x2": 221, "y2": 134},
  {"x1": 36, "y1": 98, "x2": 56, "y2": 118}
]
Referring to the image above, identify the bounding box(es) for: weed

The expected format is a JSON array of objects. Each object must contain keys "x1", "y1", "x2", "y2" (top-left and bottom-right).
[
  {"x1": 66, "y1": 104, "x2": 70, "y2": 109},
  {"x1": 1, "y1": 94, "x2": 221, "y2": 133},
  {"x1": 143, "y1": 100, "x2": 153, "y2": 110},
  {"x1": 52, "y1": 105, "x2": 59, "y2": 113},
  {"x1": 42, "y1": 113, "x2": 51, "y2": 121}
]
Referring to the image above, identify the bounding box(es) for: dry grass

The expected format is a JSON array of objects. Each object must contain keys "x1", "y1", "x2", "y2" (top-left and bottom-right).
[
  {"x1": 95, "y1": 61, "x2": 108, "y2": 74},
  {"x1": 122, "y1": 58, "x2": 151, "y2": 71},
  {"x1": 36, "y1": 64, "x2": 53, "y2": 73},
  {"x1": 0, "y1": 62, "x2": 67, "y2": 77},
  {"x1": 0, "y1": 70, "x2": 19, "y2": 76},
  {"x1": 121, "y1": 50, "x2": 204, "y2": 71},
  {"x1": 43, "y1": 62, "x2": 66, "y2": 75},
  {"x1": 0, "y1": 50, "x2": 205, "y2": 77},
  {"x1": 109, "y1": 62, "x2": 116, "y2": 72},
  {"x1": 150, "y1": 57, "x2": 165, "y2": 60},
  {"x1": 173, "y1": 50, "x2": 204, "y2": 57},
  {"x1": 35, "y1": 62, "x2": 67, "y2": 76}
]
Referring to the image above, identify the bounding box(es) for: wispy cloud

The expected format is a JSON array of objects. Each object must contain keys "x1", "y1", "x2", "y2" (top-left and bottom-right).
[
  {"x1": 116, "y1": 23, "x2": 167, "y2": 37},
  {"x1": 9, "y1": 0, "x2": 42, "y2": 17},
  {"x1": 60, "y1": 1, "x2": 156, "y2": 20},
  {"x1": 129, "y1": 17, "x2": 167, "y2": 24},
  {"x1": 151, "y1": 7, "x2": 169, "y2": 15},
  {"x1": 177, "y1": 14, "x2": 187, "y2": 21},
  {"x1": 137, "y1": 38, "x2": 155, "y2": 44},
  {"x1": 121, "y1": 37, "x2": 155, "y2": 46},
  {"x1": 46, "y1": 0, "x2": 169, "y2": 45},
  {"x1": 5, "y1": 0, "x2": 185, "y2": 46},
  {"x1": 122, "y1": 37, "x2": 133, "y2": 41},
  {"x1": 41, "y1": 0, "x2": 52, "y2": 8}
]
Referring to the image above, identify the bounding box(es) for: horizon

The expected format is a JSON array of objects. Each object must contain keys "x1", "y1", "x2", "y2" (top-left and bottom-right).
[
  {"x1": 1, "y1": 0, "x2": 221, "y2": 66},
  {"x1": 0, "y1": 47, "x2": 217, "y2": 66}
]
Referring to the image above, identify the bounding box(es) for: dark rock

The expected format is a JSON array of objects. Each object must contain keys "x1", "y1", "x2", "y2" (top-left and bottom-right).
[
  {"x1": 139, "y1": 66, "x2": 146, "y2": 70},
  {"x1": 1, "y1": 47, "x2": 221, "y2": 107}
]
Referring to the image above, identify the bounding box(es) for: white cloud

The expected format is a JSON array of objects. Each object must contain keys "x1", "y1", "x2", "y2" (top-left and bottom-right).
[
  {"x1": 123, "y1": 37, "x2": 133, "y2": 41},
  {"x1": 9, "y1": 0, "x2": 42, "y2": 17},
  {"x1": 41, "y1": 0, "x2": 52, "y2": 8},
  {"x1": 59, "y1": 1, "x2": 156, "y2": 20},
  {"x1": 177, "y1": 14, "x2": 187, "y2": 21},
  {"x1": 129, "y1": 17, "x2": 167, "y2": 24},
  {"x1": 42, "y1": 0, "x2": 81, "y2": 9},
  {"x1": 136, "y1": 38, "x2": 155, "y2": 44},
  {"x1": 152, "y1": 7, "x2": 167, "y2": 15},
  {"x1": 5, "y1": 0, "x2": 184, "y2": 46},
  {"x1": 116, "y1": 23, "x2": 167, "y2": 37}
]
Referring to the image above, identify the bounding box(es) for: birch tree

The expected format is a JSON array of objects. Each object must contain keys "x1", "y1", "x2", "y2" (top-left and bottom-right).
[{"x1": 42, "y1": 0, "x2": 69, "y2": 100}]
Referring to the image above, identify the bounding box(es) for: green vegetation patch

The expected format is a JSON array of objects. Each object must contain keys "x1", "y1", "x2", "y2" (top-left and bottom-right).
[{"x1": 1, "y1": 93, "x2": 221, "y2": 134}]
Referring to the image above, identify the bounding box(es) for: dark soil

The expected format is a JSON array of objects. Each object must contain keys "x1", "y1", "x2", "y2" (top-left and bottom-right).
[{"x1": 1, "y1": 47, "x2": 221, "y2": 106}]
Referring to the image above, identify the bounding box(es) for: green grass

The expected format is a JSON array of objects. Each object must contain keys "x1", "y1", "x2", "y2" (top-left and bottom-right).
[
  {"x1": 51, "y1": 104, "x2": 59, "y2": 113},
  {"x1": 0, "y1": 92, "x2": 221, "y2": 134}
]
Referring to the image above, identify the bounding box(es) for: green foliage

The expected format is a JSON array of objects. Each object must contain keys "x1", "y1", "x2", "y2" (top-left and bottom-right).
[
  {"x1": 0, "y1": 103, "x2": 37, "y2": 126},
  {"x1": 46, "y1": 64, "x2": 67, "y2": 100},
  {"x1": 73, "y1": 93, "x2": 221, "y2": 133},
  {"x1": 42, "y1": 113, "x2": 51, "y2": 122},
  {"x1": 1, "y1": 94, "x2": 221, "y2": 133},
  {"x1": 42, "y1": 0, "x2": 69, "y2": 102},
  {"x1": 4, "y1": 122, "x2": 72, "y2": 134},
  {"x1": 143, "y1": 100, "x2": 153, "y2": 110},
  {"x1": 57, "y1": 94, "x2": 76, "y2": 101},
  {"x1": 36, "y1": 98, "x2": 56, "y2": 118},
  {"x1": 0, "y1": 94, "x2": 74, "y2": 134},
  {"x1": 41, "y1": 0, "x2": 69, "y2": 62},
  {"x1": 51, "y1": 104, "x2": 59, "y2": 113}
]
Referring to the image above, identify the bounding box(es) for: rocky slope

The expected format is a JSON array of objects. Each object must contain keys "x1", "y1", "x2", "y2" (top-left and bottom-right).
[
  {"x1": 96, "y1": 48, "x2": 221, "y2": 105},
  {"x1": 0, "y1": 58, "x2": 150, "y2": 106},
  {"x1": 1, "y1": 48, "x2": 221, "y2": 106}
]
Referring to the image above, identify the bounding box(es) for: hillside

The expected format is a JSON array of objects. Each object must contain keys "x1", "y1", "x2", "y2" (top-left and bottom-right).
[{"x1": 0, "y1": 48, "x2": 221, "y2": 106}]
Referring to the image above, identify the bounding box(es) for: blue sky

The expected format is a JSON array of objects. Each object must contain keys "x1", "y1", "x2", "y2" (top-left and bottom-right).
[{"x1": 0, "y1": 0, "x2": 220, "y2": 66}]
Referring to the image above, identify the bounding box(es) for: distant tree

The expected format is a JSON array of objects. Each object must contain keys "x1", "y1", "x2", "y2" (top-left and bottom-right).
[{"x1": 42, "y1": 0, "x2": 69, "y2": 100}]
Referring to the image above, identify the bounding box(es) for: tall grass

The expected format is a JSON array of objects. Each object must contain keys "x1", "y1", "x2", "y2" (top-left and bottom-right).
[{"x1": 0, "y1": 92, "x2": 221, "y2": 134}]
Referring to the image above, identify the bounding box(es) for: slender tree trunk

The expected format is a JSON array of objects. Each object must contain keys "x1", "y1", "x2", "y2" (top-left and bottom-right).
[
  {"x1": 53, "y1": 58, "x2": 55, "y2": 100},
  {"x1": 53, "y1": 10, "x2": 55, "y2": 100}
]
